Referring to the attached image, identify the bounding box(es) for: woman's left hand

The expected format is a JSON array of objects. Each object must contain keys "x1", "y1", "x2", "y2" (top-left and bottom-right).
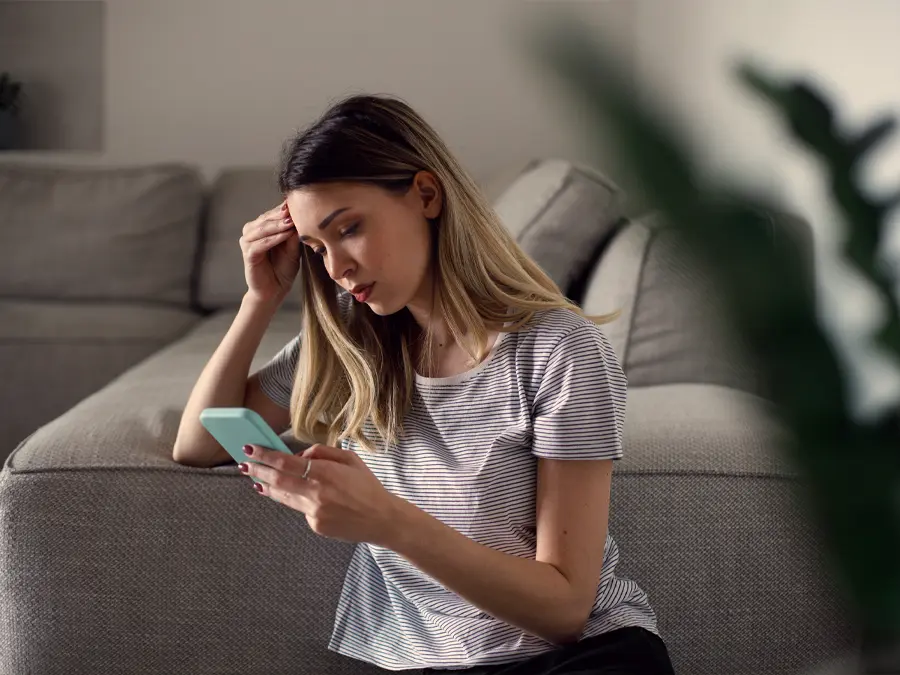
[{"x1": 239, "y1": 443, "x2": 402, "y2": 547}]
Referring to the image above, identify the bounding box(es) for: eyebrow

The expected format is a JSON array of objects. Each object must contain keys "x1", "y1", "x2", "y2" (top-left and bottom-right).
[{"x1": 298, "y1": 207, "x2": 351, "y2": 242}]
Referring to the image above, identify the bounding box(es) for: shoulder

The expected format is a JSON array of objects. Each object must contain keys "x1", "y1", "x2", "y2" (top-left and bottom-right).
[
  {"x1": 507, "y1": 307, "x2": 625, "y2": 398},
  {"x1": 516, "y1": 307, "x2": 616, "y2": 357}
]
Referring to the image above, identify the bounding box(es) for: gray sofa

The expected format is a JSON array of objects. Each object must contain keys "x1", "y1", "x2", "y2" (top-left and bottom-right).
[{"x1": 0, "y1": 159, "x2": 860, "y2": 674}]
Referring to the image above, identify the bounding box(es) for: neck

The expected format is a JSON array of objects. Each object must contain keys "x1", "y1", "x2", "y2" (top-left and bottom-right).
[
  {"x1": 407, "y1": 304, "x2": 454, "y2": 348},
  {"x1": 406, "y1": 274, "x2": 456, "y2": 348}
]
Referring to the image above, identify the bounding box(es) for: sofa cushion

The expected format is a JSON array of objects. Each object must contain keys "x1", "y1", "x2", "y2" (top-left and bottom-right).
[
  {"x1": 581, "y1": 212, "x2": 764, "y2": 396},
  {"x1": 492, "y1": 158, "x2": 625, "y2": 299},
  {"x1": 196, "y1": 168, "x2": 295, "y2": 311},
  {"x1": 0, "y1": 307, "x2": 377, "y2": 674},
  {"x1": 0, "y1": 163, "x2": 204, "y2": 306}
]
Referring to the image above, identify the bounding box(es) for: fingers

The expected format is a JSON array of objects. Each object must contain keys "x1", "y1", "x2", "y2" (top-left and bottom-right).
[
  {"x1": 239, "y1": 201, "x2": 296, "y2": 257},
  {"x1": 279, "y1": 201, "x2": 293, "y2": 225},
  {"x1": 264, "y1": 200, "x2": 288, "y2": 220},
  {"x1": 242, "y1": 204, "x2": 293, "y2": 240},
  {"x1": 239, "y1": 228, "x2": 295, "y2": 261},
  {"x1": 248, "y1": 457, "x2": 318, "y2": 504},
  {"x1": 304, "y1": 443, "x2": 357, "y2": 466},
  {"x1": 255, "y1": 475, "x2": 317, "y2": 515}
]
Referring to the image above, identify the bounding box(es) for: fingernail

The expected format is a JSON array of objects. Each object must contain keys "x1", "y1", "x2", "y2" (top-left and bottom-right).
[
  {"x1": 253, "y1": 483, "x2": 263, "y2": 493},
  {"x1": 238, "y1": 463, "x2": 248, "y2": 473},
  {"x1": 243, "y1": 444, "x2": 253, "y2": 456}
]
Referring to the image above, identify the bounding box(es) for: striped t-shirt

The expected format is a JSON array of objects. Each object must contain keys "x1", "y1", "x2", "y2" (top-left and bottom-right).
[{"x1": 256, "y1": 295, "x2": 659, "y2": 671}]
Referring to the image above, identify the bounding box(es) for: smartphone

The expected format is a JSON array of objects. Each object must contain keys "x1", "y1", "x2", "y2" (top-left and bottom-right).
[{"x1": 199, "y1": 407, "x2": 294, "y2": 483}]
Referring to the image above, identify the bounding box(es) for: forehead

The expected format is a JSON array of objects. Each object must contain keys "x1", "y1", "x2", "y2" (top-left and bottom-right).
[{"x1": 286, "y1": 183, "x2": 379, "y2": 235}]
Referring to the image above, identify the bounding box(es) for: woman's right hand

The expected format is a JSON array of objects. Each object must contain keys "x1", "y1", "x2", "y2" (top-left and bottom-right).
[{"x1": 240, "y1": 200, "x2": 301, "y2": 305}]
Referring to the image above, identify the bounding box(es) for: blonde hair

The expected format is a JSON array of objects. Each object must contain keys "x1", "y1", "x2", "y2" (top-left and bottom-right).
[{"x1": 277, "y1": 94, "x2": 619, "y2": 453}]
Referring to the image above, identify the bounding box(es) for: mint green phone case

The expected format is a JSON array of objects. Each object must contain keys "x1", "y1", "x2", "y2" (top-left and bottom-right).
[{"x1": 199, "y1": 407, "x2": 294, "y2": 484}]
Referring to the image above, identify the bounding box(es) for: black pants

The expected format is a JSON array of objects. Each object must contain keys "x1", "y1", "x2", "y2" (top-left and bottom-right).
[{"x1": 419, "y1": 627, "x2": 675, "y2": 675}]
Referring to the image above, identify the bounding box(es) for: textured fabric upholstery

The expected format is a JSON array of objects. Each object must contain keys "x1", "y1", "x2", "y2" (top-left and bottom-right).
[{"x1": 0, "y1": 163, "x2": 203, "y2": 305}]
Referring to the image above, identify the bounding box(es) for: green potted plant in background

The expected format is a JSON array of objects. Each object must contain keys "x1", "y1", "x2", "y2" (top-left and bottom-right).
[
  {"x1": 0, "y1": 72, "x2": 23, "y2": 150},
  {"x1": 526, "y1": 12, "x2": 900, "y2": 675}
]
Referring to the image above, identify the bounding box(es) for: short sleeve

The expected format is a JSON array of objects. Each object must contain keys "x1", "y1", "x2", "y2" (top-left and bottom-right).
[
  {"x1": 255, "y1": 335, "x2": 301, "y2": 410},
  {"x1": 531, "y1": 324, "x2": 627, "y2": 460}
]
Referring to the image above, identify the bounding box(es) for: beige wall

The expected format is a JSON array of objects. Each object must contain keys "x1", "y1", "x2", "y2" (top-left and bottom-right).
[{"x1": 2, "y1": 0, "x2": 636, "y2": 184}]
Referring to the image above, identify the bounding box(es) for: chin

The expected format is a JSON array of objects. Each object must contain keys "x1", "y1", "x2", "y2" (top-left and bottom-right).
[
  {"x1": 366, "y1": 301, "x2": 399, "y2": 317},
  {"x1": 364, "y1": 294, "x2": 407, "y2": 317}
]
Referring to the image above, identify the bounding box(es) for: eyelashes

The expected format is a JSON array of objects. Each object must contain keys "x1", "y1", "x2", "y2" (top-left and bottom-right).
[{"x1": 312, "y1": 222, "x2": 360, "y2": 257}]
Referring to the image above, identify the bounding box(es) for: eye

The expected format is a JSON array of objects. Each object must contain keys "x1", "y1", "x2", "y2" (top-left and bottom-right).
[
  {"x1": 340, "y1": 222, "x2": 360, "y2": 238},
  {"x1": 309, "y1": 221, "x2": 359, "y2": 257}
]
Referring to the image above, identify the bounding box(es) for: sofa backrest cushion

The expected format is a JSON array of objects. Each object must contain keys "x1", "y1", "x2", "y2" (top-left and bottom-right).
[
  {"x1": 0, "y1": 163, "x2": 203, "y2": 306},
  {"x1": 196, "y1": 168, "x2": 290, "y2": 310},
  {"x1": 492, "y1": 158, "x2": 625, "y2": 301},
  {"x1": 582, "y1": 212, "x2": 766, "y2": 396}
]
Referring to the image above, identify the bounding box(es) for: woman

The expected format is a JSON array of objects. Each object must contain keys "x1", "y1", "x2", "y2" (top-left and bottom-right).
[{"x1": 173, "y1": 94, "x2": 675, "y2": 674}]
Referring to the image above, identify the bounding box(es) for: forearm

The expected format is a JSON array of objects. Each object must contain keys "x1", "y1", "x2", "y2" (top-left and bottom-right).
[
  {"x1": 173, "y1": 292, "x2": 282, "y2": 464},
  {"x1": 386, "y1": 498, "x2": 586, "y2": 645}
]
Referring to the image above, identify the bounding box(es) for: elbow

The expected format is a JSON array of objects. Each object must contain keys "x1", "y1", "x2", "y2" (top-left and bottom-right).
[
  {"x1": 542, "y1": 604, "x2": 591, "y2": 647},
  {"x1": 171, "y1": 450, "x2": 193, "y2": 467},
  {"x1": 171, "y1": 441, "x2": 189, "y2": 465},
  {"x1": 172, "y1": 452, "x2": 209, "y2": 468},
  {"x1": 543, "y1": 626, "x2": 584, "y2": 648},
  {"x1": 171, "y1": 442, "x2": 205, "y2": 468},
  {"x1": 550, "y1": 623, "x2": 587, "y2": 648}
]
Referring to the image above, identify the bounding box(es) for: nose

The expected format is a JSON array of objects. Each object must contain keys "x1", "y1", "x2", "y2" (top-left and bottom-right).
[{"x1": 324, "y1": 249, "x2": 354, "y2": 282}]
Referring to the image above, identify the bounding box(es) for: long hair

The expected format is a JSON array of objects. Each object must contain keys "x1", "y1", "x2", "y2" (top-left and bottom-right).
[{"x1": 277, "y1": 93, "x2": 619, "y2": 453}]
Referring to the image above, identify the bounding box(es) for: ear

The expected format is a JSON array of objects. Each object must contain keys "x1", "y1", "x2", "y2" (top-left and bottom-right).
[{"x1": 412, "y1": 170, "x2": 443, "y2": 220}]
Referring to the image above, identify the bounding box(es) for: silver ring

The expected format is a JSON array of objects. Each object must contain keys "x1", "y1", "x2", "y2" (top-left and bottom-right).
[{"x1": 301, "y1": 458, "x2": 312, "y2": 480}]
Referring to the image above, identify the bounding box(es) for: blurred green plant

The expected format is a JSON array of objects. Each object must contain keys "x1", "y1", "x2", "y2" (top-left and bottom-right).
[
  {"x1": 0, "y1": 72, "x2": 22, "y2": 115},
  {"x1": 527, "y1": 12, "x2": 900, "y2": 674}
]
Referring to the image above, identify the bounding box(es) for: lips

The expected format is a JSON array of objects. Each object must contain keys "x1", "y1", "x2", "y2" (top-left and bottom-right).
[{"x1": 351, "y1": 283, "x2": 374, "y2": 302}]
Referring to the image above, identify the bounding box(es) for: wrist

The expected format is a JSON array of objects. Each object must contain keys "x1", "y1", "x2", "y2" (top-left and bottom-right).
[
  {"x1": 380, "y1": 495, "x2": 423, "y2": 553},
  {"x1": 243, "y1": 291, "x2": 284, "y2": 312}
]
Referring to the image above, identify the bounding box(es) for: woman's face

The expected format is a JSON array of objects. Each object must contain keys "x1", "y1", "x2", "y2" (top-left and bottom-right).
[{"x1": 285, "y1": 171, "x2": 442, "y2": 317}]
